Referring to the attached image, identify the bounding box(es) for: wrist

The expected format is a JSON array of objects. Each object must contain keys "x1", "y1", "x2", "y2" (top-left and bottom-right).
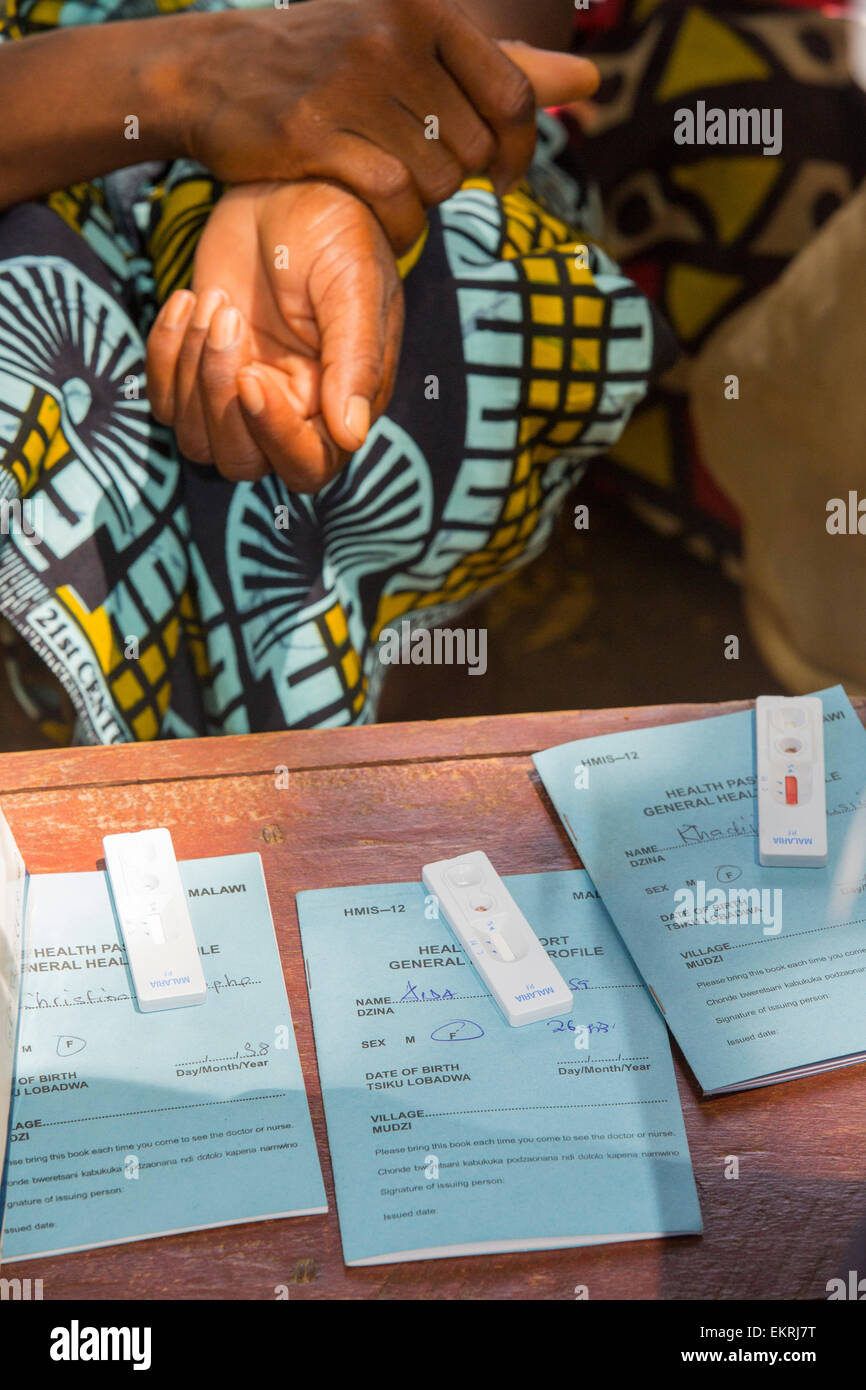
[
  {"x1": 0, "y1": 14, "x2": 230, "y2": 213},
  {"x1": 137, "y1": 15, "x2": 217, "y2": 164},
  {"x1": 154, "y1": 10, "x2": 249, "y2": 169}
]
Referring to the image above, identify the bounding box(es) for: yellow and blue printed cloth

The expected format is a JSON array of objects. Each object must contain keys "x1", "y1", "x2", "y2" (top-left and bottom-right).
[{"x1": 0, "y1": 0, "x2": 674, "y2": 740}]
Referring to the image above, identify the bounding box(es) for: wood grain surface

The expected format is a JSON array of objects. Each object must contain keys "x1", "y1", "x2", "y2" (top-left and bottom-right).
[{"x1": 2, "y1": 698, "x2": 864, "y2": 1301}]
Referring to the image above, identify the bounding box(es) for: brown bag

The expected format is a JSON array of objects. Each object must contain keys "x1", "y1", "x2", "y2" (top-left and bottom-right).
[{"x1": 691, "y1": 181, "x2": 866, "y2": 693}]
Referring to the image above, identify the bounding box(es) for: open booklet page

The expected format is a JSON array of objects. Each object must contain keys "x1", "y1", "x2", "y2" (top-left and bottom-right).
[
  {"x1": 297, "y1": 869, "x2": 701, "y2": 1265},
  {"x1": 0, "y1": 808, "x2": 28, "y2": 1250},
  {"x1": 534, "y1": 687, "x2": 866, "y2": 1095},
  {"x1": 1, "y1": 852, "x2": 325, "y2": 1262}
]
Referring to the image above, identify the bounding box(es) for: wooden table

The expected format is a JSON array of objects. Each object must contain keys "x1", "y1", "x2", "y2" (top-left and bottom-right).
[{"x1": 2, "y1": 699, "x2": 865, "y2": 1301}]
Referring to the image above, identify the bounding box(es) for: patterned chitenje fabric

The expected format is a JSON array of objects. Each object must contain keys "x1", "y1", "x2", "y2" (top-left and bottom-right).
[
  {"x1": 572, "y1": 0, "x2": 866, "y2": 558},
  {"x1": 0, "y1": 1, "x2": 674, "y2": 741}
]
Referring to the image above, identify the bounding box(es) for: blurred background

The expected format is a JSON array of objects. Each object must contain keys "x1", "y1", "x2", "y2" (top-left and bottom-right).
[{"x1": 379, "y1": 475, "x2": 776, "y2": 722}]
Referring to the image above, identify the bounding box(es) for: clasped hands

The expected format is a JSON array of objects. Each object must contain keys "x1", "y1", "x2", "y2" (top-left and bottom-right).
[{"x1": 147, "y1": 40, "x2": 599, "y2": 493}]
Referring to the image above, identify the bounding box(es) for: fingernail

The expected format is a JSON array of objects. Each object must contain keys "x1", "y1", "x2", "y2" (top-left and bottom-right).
[
  {"x1": 163, "y1": 291, "x2": 193, "y2": 329},
  {"x1": 345, "y1": 395, "x2": 370, "y2": 447},
  {"x1": 238, "y1": 371, "x2": 265, "y2": 416},
  {"x1": 210, "y1": 307, "x2": 241, "y2": 351},
  {"x1": 192, "y1": 287, "x2": 228, "y2": 331}
]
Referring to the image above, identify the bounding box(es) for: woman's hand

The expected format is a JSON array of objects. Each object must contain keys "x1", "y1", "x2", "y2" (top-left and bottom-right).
[
  {"x1": 1, "y1": 2, "x2": 597, "y2": 243},
  {"x1": 146, "y1": 181, "x2": 404, "y2": 493},
  {"x1": 181, "y1": 0, "x2": 599, "y2": 250}
]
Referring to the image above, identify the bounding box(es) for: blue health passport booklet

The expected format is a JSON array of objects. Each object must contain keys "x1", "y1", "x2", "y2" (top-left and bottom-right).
[
  {"x1": 533, "y1": 686, "x2": 866, "y2": 1095},
  {"x1": 1, "y1": 852, "x2": 326, "y2": 1261},
  {"x1": 297, "y1": 869, "x2": 701, "y2": 1265}
]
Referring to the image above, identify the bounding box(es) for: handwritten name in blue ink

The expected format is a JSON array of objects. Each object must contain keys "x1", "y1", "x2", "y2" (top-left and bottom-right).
[{"x1": 400, "y1": 979, "x2": 455, "y2": 1003}]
